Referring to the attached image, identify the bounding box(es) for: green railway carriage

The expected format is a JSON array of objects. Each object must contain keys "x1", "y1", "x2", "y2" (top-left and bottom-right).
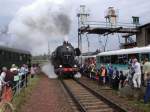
[
  {"x1": 0, "y1": 46, "x2": 31, "y2": 68},
  {"x1": 96, "y1": 46, "x2": 150, "y2": 75}
]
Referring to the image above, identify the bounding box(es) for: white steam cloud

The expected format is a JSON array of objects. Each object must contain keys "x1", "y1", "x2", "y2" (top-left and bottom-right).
[
  {"x1": 42, "y1": 62, "x2": 57, "y2": 79},
  {"x1": 9, "y1": 0, "x2": 71, "y2": 55}
]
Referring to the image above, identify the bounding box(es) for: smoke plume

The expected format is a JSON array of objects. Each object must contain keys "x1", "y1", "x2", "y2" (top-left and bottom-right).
[
  {"x1": 42, "y1": 62, "x2": 57, "y2": 79},
  {"x1": 8, "y1": 0, "x2": 71, "y2": 55}
]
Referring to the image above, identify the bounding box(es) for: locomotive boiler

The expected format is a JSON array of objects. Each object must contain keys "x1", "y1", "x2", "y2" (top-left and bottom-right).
[{"x1": 51, "y1": 41, "x2": 80, "y2": 78}]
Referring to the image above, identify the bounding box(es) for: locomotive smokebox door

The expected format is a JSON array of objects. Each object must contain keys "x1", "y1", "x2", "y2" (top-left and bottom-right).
[{"x1": 75, "y1": 48, "x2": 81, "y2": 56}]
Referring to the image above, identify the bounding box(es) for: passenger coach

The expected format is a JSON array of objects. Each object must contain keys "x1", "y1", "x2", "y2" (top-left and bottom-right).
[
  {"x1": 78, "y1": 55, "x2": 96, "y2": 65},
  {"x1": 96, "y1": 46, "x2": 150, "y2": 75},
  {"x1": 0, "y1": 46, "x2": 31, "y2": 68}
]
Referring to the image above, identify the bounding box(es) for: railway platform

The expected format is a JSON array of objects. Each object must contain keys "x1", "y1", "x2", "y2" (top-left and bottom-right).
[{"x1": 19, "y1": 75, "x2": 73, "y2": 112}]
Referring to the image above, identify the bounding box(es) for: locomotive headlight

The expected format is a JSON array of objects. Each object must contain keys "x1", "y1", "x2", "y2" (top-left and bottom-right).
[
  {"x1": 59, "y1": 65, "x2": 62, "y2": 68},
  {"x1": 74, "y1": 65, "x2": 77, "y2": 68}
]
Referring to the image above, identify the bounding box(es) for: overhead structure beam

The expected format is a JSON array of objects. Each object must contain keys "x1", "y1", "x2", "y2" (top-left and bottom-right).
[
  {"x1": 79, "y1": 25, "x2": 139, "y2": 35},
  {"x1": 122, "y1": 33, "x2": 135, "y2": 38}
]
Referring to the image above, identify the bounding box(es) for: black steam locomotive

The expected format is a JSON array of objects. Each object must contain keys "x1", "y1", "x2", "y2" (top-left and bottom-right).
[{"x1": 51, "y1": 41, "x2": 80, "y2": 78}]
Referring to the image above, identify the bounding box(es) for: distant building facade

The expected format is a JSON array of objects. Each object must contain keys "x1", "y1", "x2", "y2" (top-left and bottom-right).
[{"x1": 136, "y1": 23, "x2": 150, "y2": 47}]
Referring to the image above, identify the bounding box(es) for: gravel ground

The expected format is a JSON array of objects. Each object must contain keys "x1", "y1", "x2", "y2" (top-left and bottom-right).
[{"x1": 20, "y1": 75, "x2": 73, "y2": 112}]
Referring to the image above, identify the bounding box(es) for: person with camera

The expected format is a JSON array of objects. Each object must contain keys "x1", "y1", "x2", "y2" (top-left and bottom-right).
[{"x1": 143, "y1": 58, "x2": 150, "y2": 104}]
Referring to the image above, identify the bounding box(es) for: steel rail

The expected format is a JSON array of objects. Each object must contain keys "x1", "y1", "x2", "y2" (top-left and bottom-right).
[
  {"x1": 75, "y1": 79, "x2": 128, "y2": 112},
  {"x1": 60, "y1": 80, "x2": 87, "y2": 112}
]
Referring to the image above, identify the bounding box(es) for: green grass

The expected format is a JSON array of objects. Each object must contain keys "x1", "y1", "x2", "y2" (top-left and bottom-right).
[
  {"x1": 128, "y1": 99, "x2": 150, "y2": 112},
  {"x1": 109, "y1": 88, "x2": 150, "y2": 112},
  {"x1": 12, "y1": 76, "x2": 40, "y2": 112}
]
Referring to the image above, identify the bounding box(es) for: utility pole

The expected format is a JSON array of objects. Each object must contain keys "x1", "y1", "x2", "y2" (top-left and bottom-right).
[
  {"x1": 48, "y1": 41, "x2": 51, "y2": 59},
  {"x1": 87, "y1": 37, "x2": 90, "y2": 52}
]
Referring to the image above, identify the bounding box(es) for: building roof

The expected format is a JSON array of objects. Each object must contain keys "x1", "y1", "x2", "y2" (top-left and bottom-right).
[{"x1": 138, "y1": 23, "x2": 150, "y2": 29}]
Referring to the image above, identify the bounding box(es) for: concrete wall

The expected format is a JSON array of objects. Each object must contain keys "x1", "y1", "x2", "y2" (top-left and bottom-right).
[
  {"x1": 146, "y1": 28, "x2": 150, "y2": 45},
  {"x1": 136, "y1": 28, "x2": 146, "y2": 47},
  {"x1": 136, "y1": 23, "x2": 150, "y2": 47}
]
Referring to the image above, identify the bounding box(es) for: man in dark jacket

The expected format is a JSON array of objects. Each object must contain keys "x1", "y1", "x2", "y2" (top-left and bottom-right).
[
  {"x1": 112, "y1": 67, "x2": 120, "y2": 90},
  {"x1": 5, "y1": 70, "x2": 14, "y2": 88},
  {"x1": 108, "y1": 65, "x2": 113, "y2": 86}
]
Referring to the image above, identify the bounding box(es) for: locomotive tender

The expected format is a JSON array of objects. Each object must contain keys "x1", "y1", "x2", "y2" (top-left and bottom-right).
[{"x1": 51, "y1": 41, "x2": 80, "y2": 78}]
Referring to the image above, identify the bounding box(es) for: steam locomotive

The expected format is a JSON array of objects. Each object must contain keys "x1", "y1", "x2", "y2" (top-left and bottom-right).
[{"x1": 51, "y1": 41, "x2": 80, "y2": 78}]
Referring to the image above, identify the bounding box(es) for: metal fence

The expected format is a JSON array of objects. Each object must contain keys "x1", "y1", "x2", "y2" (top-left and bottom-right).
[{"x1": 11, "y1": 74, "x2": 29, "y2": 97}]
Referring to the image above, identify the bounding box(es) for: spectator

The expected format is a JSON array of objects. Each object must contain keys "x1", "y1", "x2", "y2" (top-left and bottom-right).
[
  {"x1": 0, "y1": 67, "x2": 7, "y2": 97},
  {"x1": 90, "y1": 63, "x2": 96, "y2": 80},
  {"x1": 30, "y1": 65, "x2": 35, "y2": 78},
  {"x1": 108, "y1": 64, "x2": 113, "y2": 86},
  {"x1": 119, "y1": 71, "x2": 126, "y2": 88},
  {"x1": 19, "y1": 64, "x2": 27, "y2": 87},
  {"x1": 98, "y1": 66, "x2": 102, "y2": 85},
  {"x1": 10, "y1": 64, "x2": 18, "y2": 72},
  {"x1": 112, "y1": 67, "x2": 120, "y2": 90},
  {"x1": 10, "y1": 64, "x2": 19, "y2": 90},
  {"x1": 0, "y1": 67, "x2": 7, "y2": 83},
  {"x1": 5, "y1": 70, "x2": 14, "y2": 89},
  {"x1": 143, "y1": 58, "x2": 150, "y2": 103},
  {"x1": 125, "y1": 64, "x2": 134, "y2": 87},
  {"x1": 0, "y1": 67, "x2": 13, "y2": 101},
  {"x1": 132, "y1": 58, "x2": 141, "y2": 88},
  {"x1": 35, "y1": 64, "x2": 41, "y2": 74},
  {"x1": 24, "y1": 64, "x2": 29, "y2": 87},
  {"x1": 101, "y1": 65, "x2": 107, "y2": 85}
]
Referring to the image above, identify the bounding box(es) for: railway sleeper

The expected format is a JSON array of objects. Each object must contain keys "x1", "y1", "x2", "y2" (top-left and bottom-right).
[
  {"x1": 87, "y1": 108, "x2": 114, "y2": 112},
  {"x1": 83, "y1": 102, "x2": 104, "y2": 106}
]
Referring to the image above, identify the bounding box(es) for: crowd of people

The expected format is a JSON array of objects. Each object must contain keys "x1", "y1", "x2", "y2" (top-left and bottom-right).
[
  {"x1": 80, "y1": 57, "x2": 150, "y2": 104},
  {"x1": 0, "y1": 64, "x2": 39, "y2": 102}
]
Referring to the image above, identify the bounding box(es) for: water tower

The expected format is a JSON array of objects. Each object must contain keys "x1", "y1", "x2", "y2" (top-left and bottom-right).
[
  {"x1": 77, "y1": 5, "x2": 90, "y2": 27},
  {"x1": 105, "y1": 7, "x2": 118, "y2": 28}
]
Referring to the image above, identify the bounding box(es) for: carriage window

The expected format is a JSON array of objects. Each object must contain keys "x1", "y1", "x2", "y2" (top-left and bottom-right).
[
  {"x1": 104, "y1": 56, "x2": 111, "y2": 63},
  {"x1": 20, "y1": 55, "x2": 22, "y2": 61},
  {"x1": 0, "y1": 50, "x2": 2, "y2": 58},
  {"x1": 97, "y1": 56, "x2": 101, "y2": 63},
  {"x1": 128, "y1": 53, "x2": 139, "y2": 62},
  {"x1": 96, "y1": 57, "x2": 99, "y2": 63},
  {"x1": 141, "y1": 53, "x2": 149, "y2": 61},
  {"x1": 111, "y1": 55, "x2": 118, "y2": 64},
  {"x1": 2, "y1": 51, "x2": 4, "y2": 55},
  {"x1": 9, "y1": 52, "x2": 12, "y2": 60},
  {"x1": 118, "y1": 55, "x2": 128, "y2": 64},
  {"x1": 16, "y1": 53, "x2": 19, "y2": 61},
  {"x1": 6, "y1": 52, "x2": 9, "y2": 60},
  {"x1": 100, "y1": 56, "x2": 104, "y2": 63}
]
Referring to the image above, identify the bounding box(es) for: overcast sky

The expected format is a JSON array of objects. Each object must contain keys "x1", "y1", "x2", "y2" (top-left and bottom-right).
[{"x1": 0, "y1": 0, "x2": 150, "y2": 55}]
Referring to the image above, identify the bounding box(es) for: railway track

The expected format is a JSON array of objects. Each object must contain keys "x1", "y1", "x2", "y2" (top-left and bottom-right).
[{"x1": 61, "y1": 79, "x2": 127, "y2": 112}]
